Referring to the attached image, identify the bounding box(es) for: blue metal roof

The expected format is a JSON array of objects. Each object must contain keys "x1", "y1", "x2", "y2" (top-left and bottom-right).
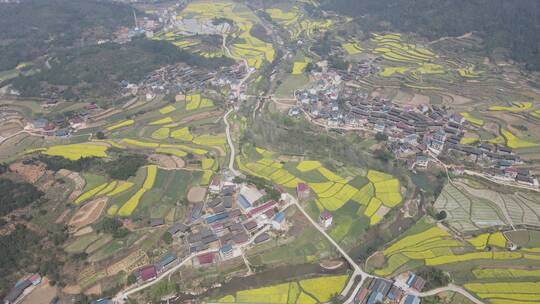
[
  {"x1": 205, "y1": 212, "x2": 229, "y2": 224},
  {"x1": 273, "y1": 212, "x2": 285, "y2": 223},
  {"x1": 366, "y1": 292, "x2": 383, "y2": 304},
  {"x1": 404, "y1": 295, "x2": 420, "y2": 304},
  {"x1": 158, "y1": 253, "x2": 177, "y2": 269},
  {"x1": 238, "y1": 194, "x2": 251, "y2": 209},
  {"x1": 221, "y1": 244, "x2": 233, "y2": 253}
]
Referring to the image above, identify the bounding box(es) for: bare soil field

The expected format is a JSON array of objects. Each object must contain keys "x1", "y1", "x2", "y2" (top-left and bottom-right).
[
  {"x1": 74, "y1": 226, "x2": 94, "y2": 236},
  {"x1": 84, "y1": 283, "x2": 102, "y2": 296},
  {"x1": 9, "y1": 162, "x2": 46, "y2": 183},
  {"x1": 68, "y1": 197, "x2": 108, "y2": 231},
  {"x1": 57, "y1": 169, "x2": 86, "y2": 201},
  {"x1": 172, "y1": 155, "x2": 186, "y2": 168},
  {"x1": 21, "y1": 278, "x2": 57, "y2": 304},
  {"x1": 187, "y1": 186, "x2": 207, "y2": 203},
  {"x1": 149, "y1": 153, "x2": 178, "y2": 169}
]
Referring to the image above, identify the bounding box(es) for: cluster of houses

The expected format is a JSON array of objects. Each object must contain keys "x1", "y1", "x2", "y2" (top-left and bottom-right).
[
  {"x1": 354, "y1": 272, "x2": 425, "y2": 304},
  {"x1": 128, "y1": 61, "x2": 246, "y2": 105},
  {"x1": 293, "y1": 76, "x2": 538, "y2": 187},
  {"x1": 136, "y1": 64, "x2": 217, "y2": 99},
  {"x1": 127, "y1": 177, "x2": 289, "y2": 286},
  {"x1": 28, "y1": 103, "x2": 103, "y2": 137},
  {"x1": 3, "y1": 273, "x2": 41, "y2": 304}
]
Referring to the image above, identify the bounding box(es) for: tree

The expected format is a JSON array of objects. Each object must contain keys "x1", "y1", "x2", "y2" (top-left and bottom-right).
[
  {"x1": 417, "y1": 267, "x2": 450, "y2": 289},
  {"x1": 373, "y1": 148, "x2": 393, "y2": 162},
  {"x1": 375, "y1": 132, "x2": 388, "y2": 141},
  {"x1": 127, "y1": 274, "x2": 137, "y2": 285},
  {"x1": 435, "y1": 210, "x2": 447, "y2": 220},
  {"x1": 0, "y1": 178, "x2": 43, "y2": 216},
  {"x1": 98, "y1": 217, "x2": 129, "y2": 238},
  {"x1": 95, "y1": 131, "x2": 106, "y2": 139},
  {"x1": 104, "y1": 154, "x2": 147, "y2": 180},
  {"x1": 162, "y1": 232, "x2": 173, "y2": 245}
]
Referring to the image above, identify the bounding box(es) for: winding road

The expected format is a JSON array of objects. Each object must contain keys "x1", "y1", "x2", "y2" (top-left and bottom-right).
[{"x1": 224, "y1": 108, "x2": 239, "y2": 177}]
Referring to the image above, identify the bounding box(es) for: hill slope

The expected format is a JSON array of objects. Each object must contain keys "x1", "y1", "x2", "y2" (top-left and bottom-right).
[{"x1": 322, "y1": 0, "x2": 540, "y2": 70}]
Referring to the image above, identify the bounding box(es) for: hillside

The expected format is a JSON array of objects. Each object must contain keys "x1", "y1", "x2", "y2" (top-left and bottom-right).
[
  {"x1": 0, "y1": 0, "x2": 136, "y2": 71},
  {"x1": 9, "y1": 38, "x2": 234, "y2": 100},
  {"x1": 321, "y1": 0, "x2": 540, "y2": 70}
]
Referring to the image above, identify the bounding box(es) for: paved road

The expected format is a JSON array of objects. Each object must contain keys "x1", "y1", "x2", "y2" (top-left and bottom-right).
[
  {"x1": 223, "y1": 109, "x2": 239, "y2": 177},
  {"x1": 113, "y1": 227, "x2": 271, "y2": 303},
  {"x1": 413, "y1": 284, "x2": 484, "y2": 304},
  {"x1": 284, "y1": 193, "x2": 372, "y2": 300}
]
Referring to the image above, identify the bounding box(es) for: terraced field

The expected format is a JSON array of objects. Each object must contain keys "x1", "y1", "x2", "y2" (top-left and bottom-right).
[
  {"x1": 371, "y1": 219, "x2": 540, "y2": 298},
  {"x1": 265, "y1": 6, "x2": 333, "y2": 40},
  {"x1": 237, "y1": 146, "x2": 403, "y2": 250},
  {"x1": 176, "y1": 1, "x2": 274, "y2": 68},
  {"x1": 434, "y1": 181, "x2": 540, "y2": 232}
]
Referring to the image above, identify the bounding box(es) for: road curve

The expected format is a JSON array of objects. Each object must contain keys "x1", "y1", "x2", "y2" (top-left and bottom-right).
[
  {"x1": 113, "y1": 227, "x2": 271, "y2": 303},
  {"x1": 414, "y1": 284, "x2": 484, "y2": 304},
  {"x1": 285, "y1": 194, "x2": 372, "y2": 300}
]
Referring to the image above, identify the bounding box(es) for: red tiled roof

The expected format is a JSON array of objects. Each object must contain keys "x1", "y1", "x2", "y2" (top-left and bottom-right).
[
  {"x1": 320, "y1": 210, "x2": 332, "y2": 220},
  {"x1": 247, "y1": 200, "x2": 277, "y2": 218},
  {"x1": 297, "y1": 183, "x2": 309, "y2": 192},
  {"x1": 139, "y1": 265, "x2": 157, "y2": 281},
  {"x1": 197, "y1": 252, "x2": 215, "y2": 265}
]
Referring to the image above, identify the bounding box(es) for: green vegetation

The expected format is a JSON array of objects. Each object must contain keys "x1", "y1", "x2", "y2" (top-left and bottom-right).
[
  {"x1": 104, "y1": 154, "x2": 148, "y2": 180},
  {"x1": 0, "y1": 178, "x2": 43, "y2": 216},
  {"x1": 11, "y1": 38, "x2": 234, "y2": 100},
  {"x1": 323, "y1": 0, "x2": 540, "y2": 70},
  {"x1": 0, "y1": 0, "x2": 135, "y2": 71}
]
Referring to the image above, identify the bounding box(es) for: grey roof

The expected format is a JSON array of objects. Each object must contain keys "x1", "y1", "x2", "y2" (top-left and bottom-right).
[{"x1": 168, "y1": 223, "x2": 188, "y2": 235}]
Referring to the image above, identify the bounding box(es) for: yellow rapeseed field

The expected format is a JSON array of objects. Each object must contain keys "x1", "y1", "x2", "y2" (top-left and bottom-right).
[
  {"x1": 95, "y1": 181, "x2": 117, "y2": 196},
  {"x1": 501, "y1": 128, "x2": 538, "y2": 149},
  {"x1": 143, "y1": 165, "x2": 157, "y2": 189},
  {"x1": 107, "y1": 182, "x2": 134, "y2": 197},
  {"x1": 298, "y1": 275, "x2": 348, "y2": 302},
  {"x1": 159, "y1": 105, "x2": 176, "y2": 114},
  {"x1": 43, "y1": 143, "x2": 108, "y2": 160},
  {"x1": 117, "y1": 188, "x2": 147, "y2": 217},
  {"x1": 489, "y1": 102, "x2": 533, "y2": 112},
  {"x1": 151, "y1": 128, "x2": 170, "y2": 140},
  {"x1": 75, "y1": 182, "x2": 109, "y2": 205},
  {"x1": 106, "y1": 119, "x2": 134, "y2": 131},
  {"x1": 149, "y1": 117, "x2": 174, "y2": 125},
  {"x1": 155, "y1": 148, "x2": 187, "y2": 157},
  {"x1": 296, "y1": 160, "x2": 322, "y2": 172},
  {"x1": 170, "y1": 127, "x2": 193, "y2": 141},
  {"x1": 235, "y1": 282, "x2": 289, "y2": 303},
  {"x1": 292, "y1": 61, "x2": 308, "y2": 74},
  {"x1": 461, "y1": 112, "x2": 484, "y2": 126}
]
